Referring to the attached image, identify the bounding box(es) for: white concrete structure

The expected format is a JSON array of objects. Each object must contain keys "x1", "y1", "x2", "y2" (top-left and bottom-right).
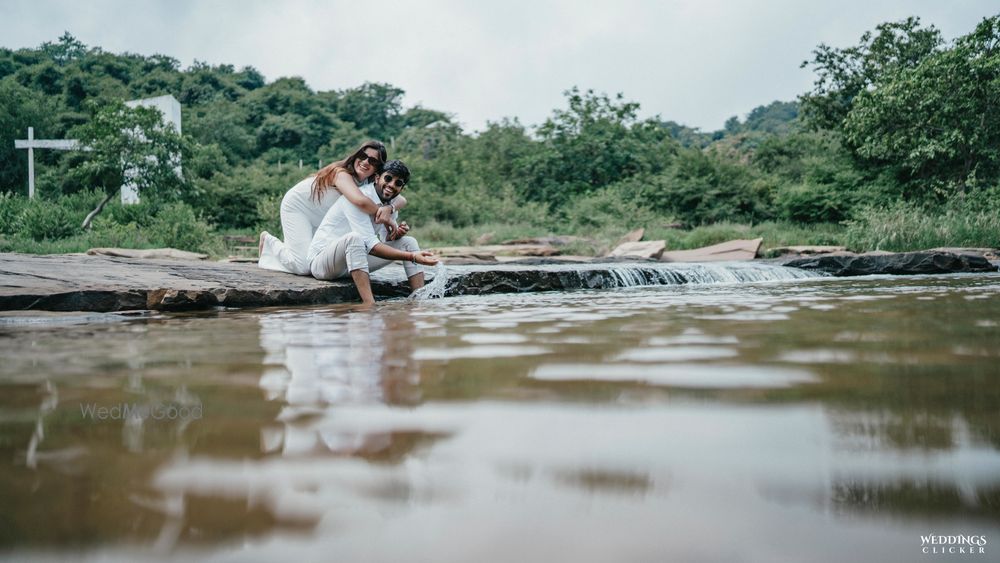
[
  {"x1": 13, "y1": 94, "x2": 182, "y2": 203},
  {"x1": 122, "y1": 94, "x2": 182, "y2": 205}
]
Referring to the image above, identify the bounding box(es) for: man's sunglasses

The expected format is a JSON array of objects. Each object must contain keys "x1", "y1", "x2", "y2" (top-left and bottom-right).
[
  {"x1": 381, "y1": 173, "x2": 407, "y2": 188},
  {"x1": 356, "y1": 153, "x2": 383, "y2": 167}
]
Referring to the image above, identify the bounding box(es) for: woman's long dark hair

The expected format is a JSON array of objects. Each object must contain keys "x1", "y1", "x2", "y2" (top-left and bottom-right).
[{"x1": 310, "y1": 140, "x2": 387, "y2": 201}]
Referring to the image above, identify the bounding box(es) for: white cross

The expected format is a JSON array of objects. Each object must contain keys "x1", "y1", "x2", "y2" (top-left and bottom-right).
[
  {"x1": 14, "y1": 96, "x2": 180, "y2": 204},
  {"x1": 13, "y1": 127, "x2": 87, "y2": 199}
]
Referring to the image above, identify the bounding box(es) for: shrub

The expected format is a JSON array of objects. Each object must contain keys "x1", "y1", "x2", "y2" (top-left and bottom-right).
[
  {"x1": 255, "y1": 193, "x2": 283, "y2": 237},
  {"x1": 406, "y1": 183, "x2": 549, "y2": 229},
  {"x1": 680, "y1": 223, "x2": 755, "y2": 249},
  {"x1": 17, "y1": 198, "x2": 78, "y2": 240},
  {"x1": 776, "y1": 182, "x2": 856, "y2": 223},
  {"x1": 88, "y1": 219, "x2": 150, "y2": 247},
  {"x1": 103, "y1": 199, "x2": 161, "y2": 228},
  {"x1": 144, "y1": 202, "x2": 219, "y2": 252},
  {"x1": 561, "y1": 183, "x2": 657, "y2": 232},
  {"x1": 187, "y1": 164, "x2": 300, "y2": 230},
  {"x1": 641, "y1": 151, "x2": 776, "y2": 225},
  {"x1": 57, "y1": 188, "x2": 107, "y2": 215},
  {"x1": 0, "y1": 193, "x2": 28, "y2": 235}
]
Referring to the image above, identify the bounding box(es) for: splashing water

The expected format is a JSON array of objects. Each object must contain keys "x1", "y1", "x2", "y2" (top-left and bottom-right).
[{"x1": 409, "y1": 262, "x2": 450, "y2": 301}]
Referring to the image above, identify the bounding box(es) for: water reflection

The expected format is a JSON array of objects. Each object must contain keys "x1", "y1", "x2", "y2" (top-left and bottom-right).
[
  {"x1": 257, "y1": 309, "x2": 431, "y2": 459},
  {"x1": 1, "y1": 274, "x2": 999, "y2": 561}
]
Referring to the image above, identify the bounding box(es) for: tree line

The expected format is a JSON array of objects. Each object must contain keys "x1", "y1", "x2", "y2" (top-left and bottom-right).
[{"x1": 0, "y1": 15, "x2": 997, "y2": 254}]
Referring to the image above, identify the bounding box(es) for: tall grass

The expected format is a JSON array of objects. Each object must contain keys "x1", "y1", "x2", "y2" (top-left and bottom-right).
[{"x1": 845, "y1": 203, "x2": 1000, "y2": 251}]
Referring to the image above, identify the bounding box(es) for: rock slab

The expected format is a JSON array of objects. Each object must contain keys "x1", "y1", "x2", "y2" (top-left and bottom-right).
[
  {"x1": 1, "y1": 250, "x2": 996, "y2": 313},
  {"x1": 608, "y1": 240, "x2": 666, "y2": 259},
  {"x1": 661, "y1": 238, "x2": 762, "y2": 262},
  {"x1": 0, "y1": 253, "x2": 410, "y2": 312},
  {"x1": 783, "y1": 251, "x2": 997, "y2": 276}
]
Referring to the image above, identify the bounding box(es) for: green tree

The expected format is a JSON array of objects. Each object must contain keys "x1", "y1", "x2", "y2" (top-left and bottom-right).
[
  {"x1": 334, "y1": 82, "x2": 405, "y2": 139},
  {"x1": 183, "y1": 98, "x2": 255, "y2": 164},
  {"x1": 0, "y1": 77, "x2": 61, "y2": 193},
  {"x1": 39, "y1": 32, "x2": 88, "y2": 66},
  {"x1": 641, "y1": 148, "x2": 774, "y2": 224},
  {"x1": 800, "y1": 17, "x2": 943, "y2": 130},
  {"x1": 521, "y1": 88, "x2": 677, "y2": 207},
  {"x1": 742, "y1": 101, "x2": 799, "y2": 135},
  {"x1": 843, "y1": 15, "x2": 1000, "y2": 197},
  {"x1": 71, "y1": 100, "x2": 184, "y2": 228},
  {"x1": 401, "y1": 105, "x2": 451, "y2": 129}
]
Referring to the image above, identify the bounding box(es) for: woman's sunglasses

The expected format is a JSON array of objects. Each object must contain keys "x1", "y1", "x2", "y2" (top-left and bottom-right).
[{"x1": 356, "y1": 153, "x2": 383, "y2": 167}]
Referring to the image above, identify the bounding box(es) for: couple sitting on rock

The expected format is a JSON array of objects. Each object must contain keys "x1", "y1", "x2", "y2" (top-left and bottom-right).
[{"x1": 258, "y1": 141, "x2": 439, "y2": 305}]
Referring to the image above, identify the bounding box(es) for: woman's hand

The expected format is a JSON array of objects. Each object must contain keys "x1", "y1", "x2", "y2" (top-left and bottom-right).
[
  {"x1": 374, "y1": 204, "x2": 394, "y2": 225},
  {"x1": 410, "y1": 251, "x2": 439, "y2": 266},
  {"x1": 384, "y1": 219, "x2": 399, "y2": 240},
  {"x1": 334, "y1": 171, "x2": 380, "y2": 216}
]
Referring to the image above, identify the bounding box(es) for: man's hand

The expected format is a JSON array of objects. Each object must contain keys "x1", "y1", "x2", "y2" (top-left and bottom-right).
[
  {"x1": 388, "y1": 221, "x2": 410, "y2": 241},
  {"x1": 410, "y1": 251, "x2": 439, "y2": 266},
  {"x1": 383, "y1": 219, "x2": 399, "y2": 241},
  {"x1": 374, "y1": 204, "x2": 394, "y2": 225}
]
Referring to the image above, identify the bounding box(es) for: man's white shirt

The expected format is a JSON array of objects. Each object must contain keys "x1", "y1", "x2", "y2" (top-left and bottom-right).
[{"x1": 306, "y1": 183, "x2": 398, "y2": 265}]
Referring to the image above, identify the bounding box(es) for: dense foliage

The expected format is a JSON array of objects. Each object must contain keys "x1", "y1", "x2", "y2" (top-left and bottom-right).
[{"x1": 1, "y1": 16, "x2": 998, "y2": 254}]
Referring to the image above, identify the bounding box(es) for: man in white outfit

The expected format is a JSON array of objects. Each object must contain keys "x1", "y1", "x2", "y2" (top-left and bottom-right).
[{"x1": 307, "y1": 160, "x2": 438, "y2": 304}]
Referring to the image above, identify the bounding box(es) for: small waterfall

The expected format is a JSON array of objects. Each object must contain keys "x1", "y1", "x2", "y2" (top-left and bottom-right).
[
  {"x1": 397, "y1": 261, "x2": 826, "y2": 300},
  {"x1": 603, "y1": 262, "x2": 825, "y2": 288},
  {"x1": 409, "y1": 262, "x2": 450, "y2": 301}
]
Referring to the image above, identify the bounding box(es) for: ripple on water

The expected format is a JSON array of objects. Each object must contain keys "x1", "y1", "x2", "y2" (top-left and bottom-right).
[
  {"x1": 695, "y1": 312, "x2": 791, "y2": 321},
  {"x1": 778, "y1": 350, "x2": 859, "y2": 364},
  {"x1": 471, "y1": 321, "x2": 519, "y2": 329},
  {"x1": 614, "y1": 346, "x2": 739, "y2": 362},
  {"x1": 530, "y1": 363, "x2": 816, "y2": 389},
  {"x1": 647, "y1": 331, "x2": 740, "y2": 346},
  {"x1": 460, "y1": 333, "x2": 530, "y2": 344},
  {"x1": 414, "y1": 345, "x2": 550, "y2": 361}
]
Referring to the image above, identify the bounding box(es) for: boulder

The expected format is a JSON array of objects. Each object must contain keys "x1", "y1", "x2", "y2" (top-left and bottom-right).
[
  {"x1": 771, "y1": 245, "x2": 847, "y2": 257},
  {"x1": 436, "y1": 255, "x2": 499, "y2": 265},
  {"x1": 784, "y1": 251, "x2": 998, "y2": 276},
  {"x1": 87, "y1": 247, "x2": 208, "y2": 260},
  {"x1": 495, "y1": 256, "x2": 595, "y2": 265},
  {"x1": 661, "y1": 238, "x2": 762, "y2": 262},
  {"x1": 473, "y1": 232, "x2": 495, "y2": 245},
  {"x1": 613, "y1": 228, "x2": 645, "y2": 248},
  {"x1": 929, "y1": 247, "x2": 999, "y2": 260},
  {"x1": 0, "y1": 253, "x2": 366, "y2": 312},
  {"x1": 429, "y1": 244, "x2": 560, "y2": 257},
  {"x1": 608, "y1": 240, "x2": 666, "y2": 259},
  {"x1": 501, "y1": 236, "x2": 589, "y2": 246}
]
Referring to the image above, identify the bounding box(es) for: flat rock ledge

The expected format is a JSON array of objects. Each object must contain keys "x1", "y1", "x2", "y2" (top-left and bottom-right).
[
  {"x1": 782, "y1": 251, "x2": 997, "y2": 276},
  {"x1": 0, "y1": 253, "x2": 411, "y2": 313},
  {"x1": 0, "y1": 250, "x2": 996, "y2": 313}
]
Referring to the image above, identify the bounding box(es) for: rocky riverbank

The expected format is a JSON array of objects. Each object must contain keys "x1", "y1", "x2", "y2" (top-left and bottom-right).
[
  {"x1": 0, "y1": 250, "x2": 995, "y2": 313},
  {"x1": 781, "y1": 250, "x2": 997, "y2": 276}
]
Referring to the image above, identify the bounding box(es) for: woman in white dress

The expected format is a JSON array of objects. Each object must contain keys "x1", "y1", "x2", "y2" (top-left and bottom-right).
[{"x1": 258, "y1": 140, "x2": 406, "y2": 274}]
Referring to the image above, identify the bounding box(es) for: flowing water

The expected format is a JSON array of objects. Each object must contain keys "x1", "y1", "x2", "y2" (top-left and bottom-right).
[
  {"x1": 408, "y1": 262, "x2": 450, "y2": 300},
  {"x1": 1, "y1": 269, "x2": 999, "y2": 562}
]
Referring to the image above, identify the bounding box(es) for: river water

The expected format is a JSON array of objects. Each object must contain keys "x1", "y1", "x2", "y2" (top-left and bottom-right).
[{"x1": 1, "y1": 270, "x2": 998, "y2": 562}]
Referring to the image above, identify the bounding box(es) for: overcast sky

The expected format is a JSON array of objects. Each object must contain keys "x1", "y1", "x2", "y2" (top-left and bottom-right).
[{"x1": 2, "y1": 0, "x2": 995, "y2": 133}]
